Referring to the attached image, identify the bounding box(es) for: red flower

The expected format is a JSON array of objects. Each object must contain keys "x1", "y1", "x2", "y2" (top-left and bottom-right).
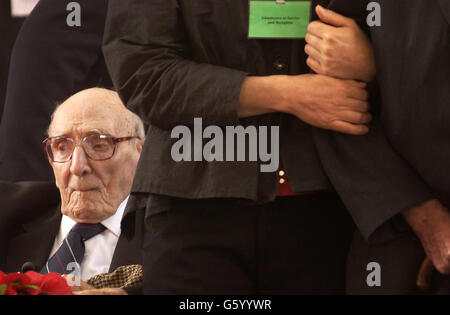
[
  {"x1": 0, "y1": 270, "x2": 72, "y2": 295},
  {"x1": 27, "y1": 272, "x2": 72, "y2": 295},
  {"x1": 1, "y1": 271, "x2": 39, "y2": 295}
]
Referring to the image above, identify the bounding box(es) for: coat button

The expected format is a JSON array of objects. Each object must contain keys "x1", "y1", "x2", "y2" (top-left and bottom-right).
[{"x1": 273, "y1": 57, "x2": 286, "y2": 71}]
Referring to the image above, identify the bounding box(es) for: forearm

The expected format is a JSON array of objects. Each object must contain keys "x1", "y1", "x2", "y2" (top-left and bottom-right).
[{"x1": 237, "y1": 75, "x2": 289, "y2": 118}]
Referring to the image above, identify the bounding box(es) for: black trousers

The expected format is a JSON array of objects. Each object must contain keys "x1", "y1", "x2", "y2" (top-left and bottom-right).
[
  {"x1": 141, "y1": 191, "x2": 355, "y2": 294},
  {"x1": 347, "y1": 228, "x2": 450, "y2": 295}
]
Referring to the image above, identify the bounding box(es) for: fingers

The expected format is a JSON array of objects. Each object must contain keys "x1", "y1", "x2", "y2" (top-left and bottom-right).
[
  {"x1": 73, "y1": 288, "x2": 127, "y2": 295},
  {"x1": 73, "y1": 290, "x2": 102, "y2": 295},
  {"x1": 307, "y1": 21, "x2": 332, "y2": 40},
  {"x1": 346, "y1": 85, "x2": 369, "y2": 101},
  {"x1": 338, "y1": 110, "x2": 372, "y2": 124},
  {"x1": 306, "y1": 56, "x2": 321, "y2": 74},
  {"x1": 329, "y1": 120, "x2": 369, "y2": 135},
  {"x1": 345, "y1": 98, "x2": 370, "y2": 113},
  {"x1": 305, "y1": 32, "x2": 322, "y2": 51},
  {"x1": 315, "y1": 5, "x2": 355, "y2": 28},
  {"x1": 346, "y1": 80, "x2": 367, "y2": 89},
  {"x1": 304, "y1": 44, "x2": 321, "y2": 62}
]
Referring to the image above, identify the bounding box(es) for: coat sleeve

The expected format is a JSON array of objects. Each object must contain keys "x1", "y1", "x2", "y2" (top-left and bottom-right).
[
  {"x1": 312, "y1": 93, "x2": 433, "y2": 244},
  {"x1": 102, "y1": 0, "x2": 248, "y2": 130},
  {"x1": 311, "y1": 0, "x2": 435, "y2": 243}
]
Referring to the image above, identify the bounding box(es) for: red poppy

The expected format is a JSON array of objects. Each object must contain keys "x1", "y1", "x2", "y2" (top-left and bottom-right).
[{"x1": 0, "y1": 270, "x2": 72, "y2": 295}]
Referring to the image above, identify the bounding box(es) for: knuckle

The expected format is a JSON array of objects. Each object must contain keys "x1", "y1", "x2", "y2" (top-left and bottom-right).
[
  {"x1": 445, "y1": 250, "x2": 450, "y2": 263},
  {"x1": 321, "y1": 64, "x2": 332, "y2": 76},
  {"x1": 304, "y1": 44, "x2": 311, "y2": 55},
  {"x1": 323, "y1": 45, "x2": 333, "y2": 57},
  {"x1": 318, "y1": 112, "x2": 330, "y2": 125},
  {"x1": 356, "y1": 112, "x2": 365, "y2": 123},
  {"x1": 322, "y1": 55, "x2": 333, "y2": 68},
  {"x1": 363, "y1": 102, "x2": 370, "y2": 112},
  {"x1": 323, "y1": 32, "x2": 334, "y2": 44},
  {"x1": 305, "y1": 33, "x2": 311, "y2": 43},
  {"x1": 337, "y1": 85, "x2": 348, "y2": 98},
  {"x1": 306, "y1": 57, "x2": 316, "y2": 70},
  {"x1": 362, "y1": 90, "x2": 369, "y2": 101}
]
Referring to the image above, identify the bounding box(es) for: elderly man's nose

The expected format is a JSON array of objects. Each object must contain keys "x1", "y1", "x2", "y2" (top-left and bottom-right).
[{"x1": 70, "y1": 146, "x2": 92, "y2": 176}]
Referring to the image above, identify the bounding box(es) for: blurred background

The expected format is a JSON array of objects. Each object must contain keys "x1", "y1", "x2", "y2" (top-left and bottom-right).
[{"x1": 0, "y1": 0, "x2": 36, "y2": 122}]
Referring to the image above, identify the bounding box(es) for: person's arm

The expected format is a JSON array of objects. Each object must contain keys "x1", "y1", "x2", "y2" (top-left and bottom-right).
[
  {"x1": 402, "y1": 200, "x2": 450, "y2": 275},
  {"x1": 305, "y1": 5, "x2": 376, "y2": 82},
  {"x1": 103, "y1": 0, "x2": 370, "y2": 135},
  {"x1": 238, "y1": 74, "x2": 371, "y2": 135},
  {"x1": 306, "y1": 5, "x2": 450, "y2": 274}
]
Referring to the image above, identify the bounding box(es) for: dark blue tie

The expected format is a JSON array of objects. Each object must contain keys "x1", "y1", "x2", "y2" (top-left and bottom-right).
[{"x1": 41, "y1": 223, "x2": 106, "y2": 274}]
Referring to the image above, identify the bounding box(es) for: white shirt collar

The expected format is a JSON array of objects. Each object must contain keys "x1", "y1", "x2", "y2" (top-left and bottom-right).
[{"x1": 60, "y1": 196, "x2": 129, "y2": 238}]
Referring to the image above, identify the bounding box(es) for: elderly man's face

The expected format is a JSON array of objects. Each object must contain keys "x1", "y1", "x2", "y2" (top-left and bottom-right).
[{"x1": 48, "y1": 94, "x2": 142, "y2": 223}]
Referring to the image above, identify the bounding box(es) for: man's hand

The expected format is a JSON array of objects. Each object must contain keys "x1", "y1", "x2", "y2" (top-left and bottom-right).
[
  {"x1": 238, "y1": 74, "x2": 371, "y2": 135},
  {"x1": 73, "y1": 288, "x2": 127, "y2": 295},
  {"x1": 403, "y1": 199, "x2": 450, "y2": 275},
  {"x1": 305, "y1": 5, "x2": 376, "y2": 82},
  {"x1": 280, "y1": 74, "x2": 371, "y2": 135},
  {"x1": 62, "y1": 275, "x2": 96, "y2": 292}
]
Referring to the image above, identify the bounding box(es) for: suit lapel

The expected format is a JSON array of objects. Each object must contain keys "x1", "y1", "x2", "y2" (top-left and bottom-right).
[
  {"x1": 5, "y1": 207, "x2": 61, "y2": 273},
  {"x1": 109, "y1": 208, "x2": 144, "y2": 272}
]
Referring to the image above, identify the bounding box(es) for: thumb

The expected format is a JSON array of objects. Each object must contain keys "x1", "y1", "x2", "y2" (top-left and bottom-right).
[{"x1": 316, "y1": 5, "x2": 354, "y2": 27}]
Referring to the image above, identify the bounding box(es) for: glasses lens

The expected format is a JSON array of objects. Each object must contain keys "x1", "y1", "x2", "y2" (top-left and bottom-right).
[
  {"x1": 49, "y1": 138, "x2": 74, "y2": 162},
  {"x1": 84, "y1": 134, "x2": 115, "y2": 160}
]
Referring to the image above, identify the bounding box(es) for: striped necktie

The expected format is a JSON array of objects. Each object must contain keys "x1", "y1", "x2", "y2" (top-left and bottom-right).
[{"x1": 41, "y1": 223, "x2": 106, "y2": 274}]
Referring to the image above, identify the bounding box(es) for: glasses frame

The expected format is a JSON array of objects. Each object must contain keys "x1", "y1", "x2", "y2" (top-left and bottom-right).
[{"x1": 43, "y1": 134, "x2": 141, "y2": 163}]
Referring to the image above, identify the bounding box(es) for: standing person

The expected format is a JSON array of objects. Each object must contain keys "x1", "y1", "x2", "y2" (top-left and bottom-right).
[
  {"x1": 0, "y1": 0, "x2": 25, "y2": 120},
  {"x1": 303, "y1": 1, "x2": 450, "y2": 293},
  {"x1": 0, "y1": 0, "x2": 111, "y2": 182},
  {"x1": 102, "y1": 0, "x2": 434, "y2": 294}
]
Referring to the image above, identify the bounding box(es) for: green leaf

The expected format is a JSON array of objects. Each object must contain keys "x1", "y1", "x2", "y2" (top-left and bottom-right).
[
  {"x1": 10, "y1": 279, "x2": 22, "y2": 286},
  {"x1": 0, "y1": 284, "x2": 7, "y2": 295},
  {"x1": 23, "y1": 284, "x2": 39, "y2": 290}
]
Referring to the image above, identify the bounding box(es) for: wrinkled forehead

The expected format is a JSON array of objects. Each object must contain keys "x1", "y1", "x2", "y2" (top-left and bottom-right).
[{"x1": 49, "y1": 100, "x2": 123, "y2": 138}]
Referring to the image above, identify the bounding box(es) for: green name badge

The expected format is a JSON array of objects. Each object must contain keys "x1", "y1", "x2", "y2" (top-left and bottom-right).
[{"x1": 249, "y1": 0, "x2": 311, "y2": 39}]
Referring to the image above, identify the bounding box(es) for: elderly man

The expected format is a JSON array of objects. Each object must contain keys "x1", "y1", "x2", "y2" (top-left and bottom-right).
[{"x1": 0, "y1": 88, "x2": 145, "y2": 289}]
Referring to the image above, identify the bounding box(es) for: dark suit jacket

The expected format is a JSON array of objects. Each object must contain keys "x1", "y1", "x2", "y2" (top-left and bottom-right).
[
  {"x1": 345, "y1": 0, "x2": 450, "y2": 294},
  {"x1": 0, "y1": 0, "x2": 111, "y2": 182},
  {"x1": 104, "y1": 0, "x2": 431, "y2": 242},
  {"x1": 0, "y1": 1, "x2": 24, "y2": 121},
  {"x1": 0, "y1": 181, "x2": 142, "y2": 274}
]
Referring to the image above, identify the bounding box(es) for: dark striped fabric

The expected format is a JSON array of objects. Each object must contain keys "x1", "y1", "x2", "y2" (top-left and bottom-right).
[{"x1": 40, "y1": 223, "x2": 106, "y2": 275}]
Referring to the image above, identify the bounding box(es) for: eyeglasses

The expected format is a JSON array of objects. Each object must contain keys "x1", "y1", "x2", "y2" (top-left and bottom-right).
[{"x1": 43, "y1": 134, "x2": 140, "y2": 163}]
